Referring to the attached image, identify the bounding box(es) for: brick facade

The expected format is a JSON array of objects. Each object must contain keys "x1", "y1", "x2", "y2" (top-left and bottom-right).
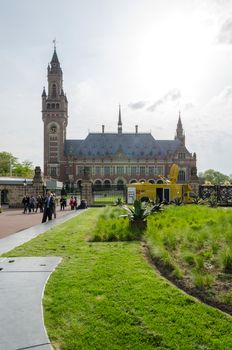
[{"x1": 42, "y1": 48, "x2": 198, "y2": 190}]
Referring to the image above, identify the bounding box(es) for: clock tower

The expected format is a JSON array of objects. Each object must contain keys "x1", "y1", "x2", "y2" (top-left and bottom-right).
[{"x1": 42, "y1": 45, "x2": 68, "y2": 179}]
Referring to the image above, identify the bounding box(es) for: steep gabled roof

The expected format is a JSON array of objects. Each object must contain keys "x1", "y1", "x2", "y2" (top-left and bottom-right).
[
  {"x1": 64, "y1": 133, "x2": 171, "y2": 158},
  {"x1": 157, "y1": 140, "x2": 181, "y2": 153}
]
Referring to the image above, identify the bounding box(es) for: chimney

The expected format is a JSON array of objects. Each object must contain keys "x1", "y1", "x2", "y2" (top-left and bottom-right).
[
  {"x1": 135, "y1": 125, "x2": 138, "y2": 134},
  {"x1": 102, "y1": 125, "x2": 105, "y2": 133}
]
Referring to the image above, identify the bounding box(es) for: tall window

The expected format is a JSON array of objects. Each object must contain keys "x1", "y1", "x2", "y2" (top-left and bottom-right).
[
  {"x1": 148, "y1": 166, "x2": 154, "y2": 175},
  {"x1": 77, "y1": 166, "x2": 84, "y2": 176},
  {"x1": 140, "y1": 166, "x2": 146, "y2": 175},
  {"x1": 51, "y1": 167, "x2": 57, "y2": 176},
  {"x1": 178, "y1": 170, "x2": 186, "y2": 181},
  {"x1": 131, "y1": 166, "x2": 137, "y2": 175},
  {"x1": 104, "y1": 166, "x2": 110, "y2": 176},
  {"x1": 52, "y1": 84, "x2": 57, "y2": 98},
  {"x1": 154, "y1": 166, "x2": 163, "y2": 175},
  {"x1": 95, "y1": 166, "x2": 101, "y2": 176},
  {"x1": 117, "y1": 166, "x2": 124, "y2": 175}
]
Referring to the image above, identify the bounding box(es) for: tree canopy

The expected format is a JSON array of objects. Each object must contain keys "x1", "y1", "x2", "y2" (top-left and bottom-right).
[
  {"x1": 0, "y1": 152, "x2": 34, "y2": 178},
  {"x1": 198, "y1": 169, "x2": 230, "y2": 184}
]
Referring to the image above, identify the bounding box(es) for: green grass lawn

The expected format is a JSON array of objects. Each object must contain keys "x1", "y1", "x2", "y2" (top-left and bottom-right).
[{"x1": 3, "y1": 208, "x2": 232, "y2": 349}]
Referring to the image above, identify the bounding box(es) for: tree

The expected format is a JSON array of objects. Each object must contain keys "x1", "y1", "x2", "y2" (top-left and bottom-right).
[
  {"x1": 0, "y1": 152, "x2": 17, "y2": 176},
  {"x1": 0, "y1": 152, "x2": 34, "y2": 178},
  {"x1": 199, "y1": 169, "x2": 230, "y2": 184},
  {"x1": 14, "y1": 161, "x2": 34, "y2": 178}
]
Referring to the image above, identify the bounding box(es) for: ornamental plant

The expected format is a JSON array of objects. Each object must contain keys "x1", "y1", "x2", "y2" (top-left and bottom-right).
[{"x1": 121, "y1": 199, "x2": 164, "y2": 230}]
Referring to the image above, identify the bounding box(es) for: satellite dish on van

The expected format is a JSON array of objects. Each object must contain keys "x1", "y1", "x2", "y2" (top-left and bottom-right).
[{"x1": 169, "y1": 164, "x2": 179, "y2": 183}]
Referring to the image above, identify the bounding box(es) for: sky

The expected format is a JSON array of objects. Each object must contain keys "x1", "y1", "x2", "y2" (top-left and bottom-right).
[{"x1": 0, "y1": 0, "x2": 232, "y2": 174}]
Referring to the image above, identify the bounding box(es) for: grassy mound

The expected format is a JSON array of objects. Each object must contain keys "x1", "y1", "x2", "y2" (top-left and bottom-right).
[{"x1": 146, "y1": 205, "x2": 232, "y2": 310}]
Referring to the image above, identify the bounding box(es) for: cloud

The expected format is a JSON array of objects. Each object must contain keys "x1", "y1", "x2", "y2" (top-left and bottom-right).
[
  {"x1": 217, "y1": 18, "x2": 232, "y2": 44},
  {"x1": 147, "y1": 88, "x2": 181, "y2": 112},
  {"x1": 209, "y1": 86, "x2": 232, "y2": 105},
  {"x1": 128, "y1": 100, "x2": 147, "y2": 110}
]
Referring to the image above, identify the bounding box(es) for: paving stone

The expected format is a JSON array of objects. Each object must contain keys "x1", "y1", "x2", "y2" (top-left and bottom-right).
[{"x1": 0, "y1": 257, "x2": 61, "y2": 350}]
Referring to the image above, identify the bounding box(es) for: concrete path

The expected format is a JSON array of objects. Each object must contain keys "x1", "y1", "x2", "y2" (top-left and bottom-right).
[
  {"x1": 0, "y1": 257, "x2": 61, "y2": 350},
  {"x1": 0, "y1": 208, "x2": 77, "y2": 239},
  {"x1": 0, "y1": 210, "x2": 86, "y2": 350}
]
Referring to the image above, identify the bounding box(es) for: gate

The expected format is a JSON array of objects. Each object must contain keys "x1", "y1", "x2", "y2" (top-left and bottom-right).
[{"x1": 92, "y1": 184, "x2": 127, "y2": 205}]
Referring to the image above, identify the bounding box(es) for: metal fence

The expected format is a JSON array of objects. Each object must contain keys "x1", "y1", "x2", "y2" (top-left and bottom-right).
[
  {"x1": 92, "y1": 184, "x2": 127, "y2": 205},
  {"x1": 199, "y1": 185, "x2": 232, "y2": 205}
]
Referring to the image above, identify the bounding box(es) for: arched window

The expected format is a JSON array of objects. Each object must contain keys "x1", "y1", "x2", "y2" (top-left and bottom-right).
[
  {"x1": 157, "y1": 179, "x2": 164, "y2": 184},
  {"x1": 56, "y1": 103, "x2": 59, "y2": 109},
  {"x1": 149, "y1": 179, "x2": 155, "y2": 184},
  {"x1": 130, "y1": 179, "x2": 137, "y2": 184},
  {"x1": 47, "y1": 103, "x2": 50, "y2": 109},
  {"x1": 117, "y1": 180, "x2": 124, "y2": 190},
  {"x1": 52, "y1": 84, "x2": 57, "y2": 98},
  {"x1": 51, "y1": 103, "x2": 55, "y2": 109},
  {"x1": 178, "y1": 170, "x2": 186, "y2": 182},
  {"x1": 94, "y1": 180, "x2": 102, "y2": 190},
  {"x1": 103, "y1": 180, "x2": 111, "y2": 189}
]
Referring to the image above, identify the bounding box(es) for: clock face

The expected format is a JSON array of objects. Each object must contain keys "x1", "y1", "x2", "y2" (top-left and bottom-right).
[{"x1": 50, "y1": 125, "x2": 57, "y2": 134}]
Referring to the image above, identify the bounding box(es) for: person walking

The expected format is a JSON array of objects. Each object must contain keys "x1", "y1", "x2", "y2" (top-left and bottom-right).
[{"x1": 42, "y1": 190, "x2": 55, "y2": 223}]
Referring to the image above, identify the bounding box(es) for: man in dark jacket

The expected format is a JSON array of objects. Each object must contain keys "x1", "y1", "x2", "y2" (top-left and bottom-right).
[{"x1": 42, "y1": 190, "x2": 55, "y2": 223}]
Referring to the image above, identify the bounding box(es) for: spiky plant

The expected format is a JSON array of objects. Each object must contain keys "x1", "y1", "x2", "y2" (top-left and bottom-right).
[
  {"x1": 207, "y1": 194, "x2": 218, "y2": 208},
  {"x1": 115, "y1": 197, "x2": 123, "y2": 206},
  {"x1": 121, "y1": 199, "x2": 164, "y2": 230},
  {"x1": 173, "y1": 197, "x2": 183, "y2": 206}
]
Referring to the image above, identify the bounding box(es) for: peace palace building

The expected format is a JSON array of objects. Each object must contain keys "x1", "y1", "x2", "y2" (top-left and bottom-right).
[{"x1": 42, "y1": 48, "x2": 198, "y2": 189}]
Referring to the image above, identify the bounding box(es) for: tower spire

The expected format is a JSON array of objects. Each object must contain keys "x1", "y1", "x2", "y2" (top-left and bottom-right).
[
  {"x1": 175, "y1": 111, "x2": 185, "y2": 145},
  {"x1": 118, "y1": 104, "x2": 122, "y2": 134}
]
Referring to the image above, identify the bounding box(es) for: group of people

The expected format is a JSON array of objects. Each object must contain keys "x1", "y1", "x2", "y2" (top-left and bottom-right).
[
  {"x1": 22, "y1": 192, "x2": 87, "y2": 223},
  {"x1": 22, "y1": 195, "x2": 44, "y2": 214}
]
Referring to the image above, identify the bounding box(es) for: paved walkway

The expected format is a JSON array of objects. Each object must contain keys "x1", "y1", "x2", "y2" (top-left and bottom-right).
[
  {"x1": 0, "y1": 209, "x2": 85, "y2": 350},
  {"x1": 0, "y1": 208, "x2": 75, "y2": 239}
]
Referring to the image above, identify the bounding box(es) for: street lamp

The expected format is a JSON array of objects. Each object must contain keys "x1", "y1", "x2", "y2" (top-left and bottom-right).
[{"x1": 24, "y1": 179, "x2": 27, "y2": 196}]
